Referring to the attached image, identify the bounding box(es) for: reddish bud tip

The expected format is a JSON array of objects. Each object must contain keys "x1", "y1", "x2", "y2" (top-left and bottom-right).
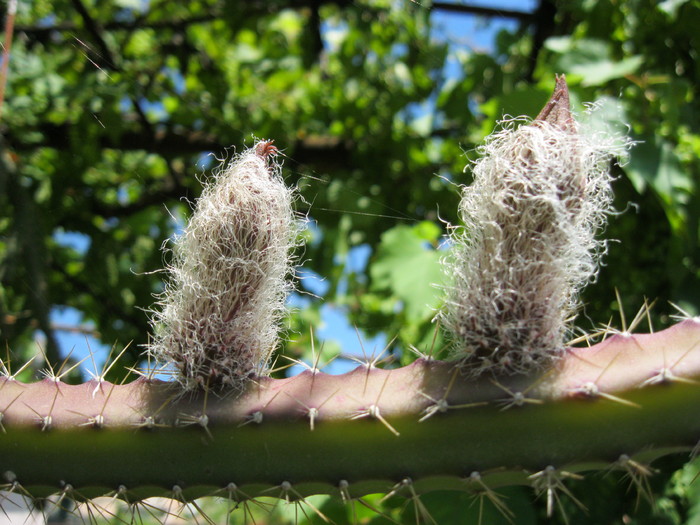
[
  {"x1": 535, "y1": 74, "x2": 575, "y2": 132},
  {"x1": 255, "y1": 140, "x2": 279, "y2": 159}
]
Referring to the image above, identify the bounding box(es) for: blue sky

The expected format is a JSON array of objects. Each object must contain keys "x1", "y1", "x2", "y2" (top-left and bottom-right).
[{"x1": 50, "y1": 0, "x2": 539, "y2": 378}]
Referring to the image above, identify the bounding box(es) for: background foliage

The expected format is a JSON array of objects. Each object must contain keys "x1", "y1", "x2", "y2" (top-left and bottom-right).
[{"x1": 1, "y1": 0, "x2": 700, "y2": 523}]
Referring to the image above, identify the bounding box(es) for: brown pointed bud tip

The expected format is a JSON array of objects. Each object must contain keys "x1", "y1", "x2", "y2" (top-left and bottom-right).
[
  {"x1": 534, "y1": 75, "x2": 576, "y2": 132},
  {"x1": 255, "y1": 140, "x2": 279, "y2": 159}
]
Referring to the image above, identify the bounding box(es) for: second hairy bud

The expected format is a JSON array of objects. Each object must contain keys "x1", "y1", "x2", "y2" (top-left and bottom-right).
[{"x1": 439, "y1": 76, "x2": 627, "y2": 377}]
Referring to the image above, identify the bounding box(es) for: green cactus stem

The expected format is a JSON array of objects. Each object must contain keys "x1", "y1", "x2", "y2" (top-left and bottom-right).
[{"x1": 0, "y1": 319, "x2": 699, "y2": 502}]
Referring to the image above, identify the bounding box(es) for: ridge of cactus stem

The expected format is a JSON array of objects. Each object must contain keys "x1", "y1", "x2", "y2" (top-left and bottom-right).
[{"x1": 0, "y1": 319, "x2": 698, "y2": 500}]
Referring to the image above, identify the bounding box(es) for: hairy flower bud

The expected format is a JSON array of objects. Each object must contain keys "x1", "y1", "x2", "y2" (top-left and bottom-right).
[
  {"x1": 149, "y1": 141, "x2": 297, "y2": 392},
  {"x1": 439, "y1": 76, "x2": 626, "y2": 376}
]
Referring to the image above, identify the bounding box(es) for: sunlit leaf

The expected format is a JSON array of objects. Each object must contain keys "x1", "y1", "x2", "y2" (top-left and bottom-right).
[
  {"x1": 370, "y1": 222, "x2": 443, "y2": 321},
  {"x1": 546, "y1": 36, "x2": 643, "y2": 86}
]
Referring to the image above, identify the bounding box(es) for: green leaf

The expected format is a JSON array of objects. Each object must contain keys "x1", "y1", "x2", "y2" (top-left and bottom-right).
[
  {"x1": 162, "y1": 96, "x2": 180, "y2": 114},
  {"x1": 409, "y1": 113, "x2": 433, "y2": 137},
  {"x1": 626, "y1": 136, "x2": 691, "y2": 200},
  {"x1": 658, "y1": 0, "x2": 690, "y2": 18},
  {"x1": 625, "y1": 135, "x2": 692, "y2": 233},
  {"x1": 370, "y1": 222, "x2": 443, "y2": 321},
  {"x1": 480, "y1": 87, "x2": 553, "y2": 121},
  {"x1": 572, "y1": 55, "x2": 643, "y2": 86},
  {"x1": 233, "y1": 43, "x2": 263, "y2": 62},
  {"x1": 546, "y1": 37, "x2": 643, "y2": 86},
  {"x1": 579, "y1": 95, "x2": 630, "y2": 137},
  {"x1": 687, "y1": 458, "x2": 700, "y2": 525},
  {"x1": 113, "y1": 0, "x2": 142, "y2": 8}
]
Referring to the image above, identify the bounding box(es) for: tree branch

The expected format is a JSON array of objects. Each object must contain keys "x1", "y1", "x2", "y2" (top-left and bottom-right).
[
  {"x1": 0, "y1": 139, "x2": 62, "y2": 367},
  {"x1": 16, "y1": 14, "x2": 218, "y2": 42},
  {"x1": 6, "y1": 124, "x2": 222, "y2": 154},
  {"x1": 15, "y1": 0, "x2": 356, "y2": 42},
  {"x1": 524, "y1": 0, "x2": 557, "y2": 82},
  {"x1": 87, "y1": 184, "x2": 188, "y2": 218},
  {"x1": 70, "y1": 0, "x2": 157, "y2": 136},
  {"x1": 0, "y1": 0, "x2": 17, "y2": 119},
  {"x1": 70, "y1": 0, "x2": 119, "y2": 70},
  {"x1": 4, "y1": 124, "x2": 353, "y2": 165}
]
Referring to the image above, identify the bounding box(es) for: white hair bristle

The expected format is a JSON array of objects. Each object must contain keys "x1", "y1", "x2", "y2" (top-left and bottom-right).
[
  {"x1": 439, "y1": 83, "x2": 628, "y2": 377},
  {"x1": 148, "y1": 141, "x2": 297, "y2": 392}
]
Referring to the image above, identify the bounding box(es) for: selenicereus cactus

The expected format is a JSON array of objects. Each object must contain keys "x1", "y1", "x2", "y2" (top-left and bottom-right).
[{"x1": 0, "y1": 78, "x2": 699, "y2": 524}]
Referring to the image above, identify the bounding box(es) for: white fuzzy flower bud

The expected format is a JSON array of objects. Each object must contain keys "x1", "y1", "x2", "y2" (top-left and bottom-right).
[
  {"x1": 149, "y1": 141, "x2": 297, "y2": 392},
  {"x1": 440, "y1": 76, "x2": 627, "y2": 376}
]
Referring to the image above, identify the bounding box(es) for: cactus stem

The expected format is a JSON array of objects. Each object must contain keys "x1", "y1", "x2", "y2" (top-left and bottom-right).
[{"x1": 0, "y1": 321, "x2": 699, "y2": 510}]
